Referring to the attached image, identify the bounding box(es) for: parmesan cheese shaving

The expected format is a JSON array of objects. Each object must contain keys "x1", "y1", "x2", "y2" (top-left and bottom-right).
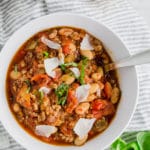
[
  {"x1": 74, "y1": 118, "x2": 96, "y2": 139},
  {"x1": 39, "y1": 87, "x2": 51, "y2": 94},
  {"x1": 80, "y1": 34, "x2": 94, "y2": 50},
  {"x1": 41, "y1": 36, "x2": 61, "y2": 50},
  {"x1": 69, "y1": 67, "x2": 80, "y2": 78},
  {"x1": 75, "y1": 84, "x2": 90, "y2": 102},
  {"x1": 44, "y1": 58, "x2": 60, "y2": 78},
  {"x1": 35, "y1": 125, "x2": 57, "y2": 138}
]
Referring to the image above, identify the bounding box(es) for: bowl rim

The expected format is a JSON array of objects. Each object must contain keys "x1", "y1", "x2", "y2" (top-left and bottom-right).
[{"x1": 0, "y1": 12, "x2": 139, "y2": 150}]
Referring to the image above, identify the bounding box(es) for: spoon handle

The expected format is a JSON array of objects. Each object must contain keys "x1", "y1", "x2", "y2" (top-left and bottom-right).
[
  {"x1": 116, "y1": 50, "x2": 150, "y2": 68},
  {"x1": 105, "y1": 50, "x2": 150, "y2": 72}
]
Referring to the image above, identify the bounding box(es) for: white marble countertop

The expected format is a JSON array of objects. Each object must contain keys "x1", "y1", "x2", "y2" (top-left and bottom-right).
[{"x1": 129, "y1": 0, "x2": 150, "y2": 27}]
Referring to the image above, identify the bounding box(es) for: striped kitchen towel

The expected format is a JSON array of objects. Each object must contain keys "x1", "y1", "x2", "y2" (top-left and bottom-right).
[{"x1": 0, "y1": 0, "x2": 150, "y2": 149}]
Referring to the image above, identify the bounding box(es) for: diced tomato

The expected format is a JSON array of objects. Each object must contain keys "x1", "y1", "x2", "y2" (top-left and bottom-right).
[
  {"x1": 16, "y1": 85, "x2": 31, "y2": 109},
  {"x1": 53, "y1": 68, "x2": 62, "y2": 82},
  {"x1": 91, "y1": 99, "x2": 115, "y2": 119},
  {"x1": 66, "y1": 89, "x2": 78, "y2": 113},
  {"x1": 62, "y1": 40, "x2": 76, "y2": 55},
  {"x1": 31, "y1": 74, "x2": 51, "y2": 86},
  {"x1": 91, "y1": 99, "x2": 107, "y2": 111},
  {"x1": 92, "y1": 99, "x2": 107, "y2": 119},
  {"x1": 71, "y1": 83, "x2": 80, "y2": 90},
  {"x1": 22, "y1": 94, "x2": 31, "y2": 108},
  {"x1": 62, "y1": 44, "x2": 71, "y2": 55},
  {"x1": 92, "y1": 111, "x2": 103, "y2": 119}
]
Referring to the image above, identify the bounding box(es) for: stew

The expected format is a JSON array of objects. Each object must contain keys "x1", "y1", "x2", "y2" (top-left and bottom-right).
[{"x1": 6, "y1": 27, "x2": 121, "y2": 146}]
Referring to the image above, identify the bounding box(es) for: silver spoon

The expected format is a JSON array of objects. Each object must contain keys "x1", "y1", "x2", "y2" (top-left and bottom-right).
[{"x1": 105, "y1": 50, "x2": 150, "y2": 72}]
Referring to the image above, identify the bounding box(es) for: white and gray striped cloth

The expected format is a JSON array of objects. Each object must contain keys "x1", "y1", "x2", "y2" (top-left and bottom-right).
[{"x1": 0, "y1": 0, "x2": 150, "y2": 149}]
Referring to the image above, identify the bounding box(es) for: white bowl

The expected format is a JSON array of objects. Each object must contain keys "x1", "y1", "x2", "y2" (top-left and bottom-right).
[{"x1": 0, "y1": 13, "x2": 138, "y2": 150}]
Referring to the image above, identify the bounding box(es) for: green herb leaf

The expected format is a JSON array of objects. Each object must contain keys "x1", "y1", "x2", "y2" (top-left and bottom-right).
[
  {"x1": 26, "y1": 87, "x2": 31, "y2": 94},
  {"x1": 24, "y1": 79, "x2": 31, "y2": 87},
  {"x1": 43, "y1": 51, "x2": 49, "y2": 58},
  {"x1": 40, "y1": 91, "x2": 44, "y2": 99},
  {"x1": 60, "y1": 62, "x2": 78, "y2": 71},
  {"x1": 58, "y1": 96, "x2": 67, "y2": 105},
  {"x1": 24, "y1": 79, "x2": 31, "y2": 93},
  {"x1": 60, "y1": 64, "x2": 66, "y2": 71},
  {"x1": 79, "y1": 57, "x2": 88, "y2": 85},
  {"x1": 39, "y1": 91, "x2": 44, "y2": 104},
  {"x1": 55, "y1": 83, "x2": 69, "y2": 105}
]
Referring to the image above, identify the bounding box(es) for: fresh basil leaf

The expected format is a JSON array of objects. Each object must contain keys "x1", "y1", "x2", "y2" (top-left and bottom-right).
[
  {"x1": 26, "y1": 87, "x2": 31, "y2": 93},
  {"x1": 40, "y1": 91, "x2": 44, "y2": 99},
  {"x1": 60, "y1": 64, "x2": 66, "y2": 71},
  {"x1": 43, "y1": 51, "x2": 49, "y2": 58},
  {"x1": 58, "y1": 96, "x2": 67, "y2": 105},
  {"x1": 39, "y1": 90, "x2": 44, "y2": 104},
  {"x1": 55, "y1": 83, "x2": 69, "y2": 105},
  {"x1": 60, "y1": 62, "x2": 78, "y2": 71},
  {"x1": 24, "y1": 79, "x2": 31, "y2": 87},
  {"x1": 24, "y1": 79, "x2": 31, "y2": 93}
]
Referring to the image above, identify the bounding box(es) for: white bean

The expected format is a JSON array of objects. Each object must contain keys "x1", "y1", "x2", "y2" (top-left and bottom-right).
[
  {"x1": 97, "y1": 67, "x2": 104, "y2": 77},
  {"x1": 87, "y1": 94, "x2": 96, "y2": 102},
  {"x1": 49, "y1": 29, "x2": 57, "y2": 39},
  {"x1": 80, "y1": 50, "x2": 93, "y2": 60},
  {"x1": 13, "y1": 103, "x2": 20, "y2": 113},
  {"x1": 59, "y1": 28, "x2": 73, "y2": 36},
  {"x1": 60, "y1": 74, "x2": 75, "y2": 85},
  {"x1": 111, "y1": 87, "x2": 120, "y2": 104},
  {"x1": 10, "y1": 70, "x2": 21, "y2": 80},
  {"x1": 64, "y1": 55, "x2": 76, "y2": 63},
  {"x1": 89, "y1": 83, "x2": 99, "y2": 94},
  {"x1": 74, "y1": 134, "x2": 88, "y2": 146},
  {"x1": 91, "y1": 72, "x2": 102, "y2": 81},
  {"x1": 75, "y1": 102, "x2": 90, "y2": 115}
]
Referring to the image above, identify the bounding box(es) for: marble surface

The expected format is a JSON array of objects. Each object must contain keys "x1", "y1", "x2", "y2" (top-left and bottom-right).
[{"x1": 129, "y1": 0, "x2": 150, "y2": 27}]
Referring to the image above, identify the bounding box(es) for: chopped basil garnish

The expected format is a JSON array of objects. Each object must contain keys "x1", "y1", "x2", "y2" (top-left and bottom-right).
[
  {"x1": 24, "y1": 79, "x2": 31, "y2": 93},
  {"x1": 43, "y1": 51, "x2": 49, "y2": 58},
  {"x1": 55, "y1": 83, "x2": 69, "y2": 105},
  {"x1": 39, "y1": 90, "x2": 44, "y2": 104},
  {"x1": 60, "y1": 62, "x2": 78, "y2": 71}
]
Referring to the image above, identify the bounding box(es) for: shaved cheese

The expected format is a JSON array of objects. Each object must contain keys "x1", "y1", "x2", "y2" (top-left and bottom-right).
[
  {"x1": 41, "y1": 36, "x2": 61, "y2": 50},
  {"x1": 59, "y1": 53, "x2": 64, "y2": 65},
  {"x1": 74, "y1": 118, "x2": 96, "y2": 139},
  {"x1": 39, "y1": 87, "x2": 51, "y2": 94},
  {"x1": 44, "y1": 58, "x2": 60, "y2": 78},
  {"x1": 80, "y1": 34, "x2": 94, "y2": 50},
  {"x1": 75, "y1": 84, "x2": 90, "y2": 102},
  {"x1": 69, "y1": 67, "x2": 80, "y2": 78},
  {"x1": 35, "y1": 125, "x2": 57, "y2": 138},
  {"x1": 96, "y1": 88, "x2": 101, "y2": 97},
  {"x1": 49, "y1": 70, "x2": 56, "y2": 78}
]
